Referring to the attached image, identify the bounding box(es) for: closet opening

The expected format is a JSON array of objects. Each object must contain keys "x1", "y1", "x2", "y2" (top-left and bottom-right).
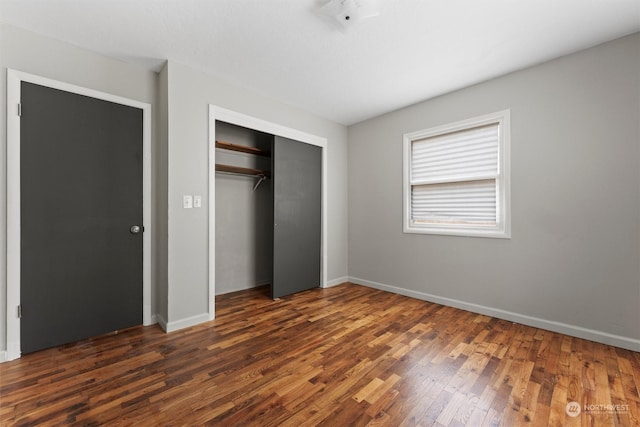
[
  {"x1": 209, "y1": 105, "x2": 327, "y2": 313},
  {"x1": 215, "y1": 122, "x2": 274, "y2": 296}
]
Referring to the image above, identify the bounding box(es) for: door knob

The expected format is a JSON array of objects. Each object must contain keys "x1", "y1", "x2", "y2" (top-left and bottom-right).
[{"x1": 130, "y1": 225, "x2": 142, "y2": 234}]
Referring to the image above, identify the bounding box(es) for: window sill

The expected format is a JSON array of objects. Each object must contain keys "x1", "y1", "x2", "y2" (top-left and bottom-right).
[{"x1": 403, "y1": 223, "x2": 511, "y2": 239}]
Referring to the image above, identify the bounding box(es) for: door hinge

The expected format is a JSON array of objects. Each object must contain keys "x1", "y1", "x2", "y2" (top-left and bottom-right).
[
  {"x1": 17, "y1": 305, "x2": 22, "y2": 318},
  {"x1": 17, "y1": 103, "x2": 22, "y2": 117}
]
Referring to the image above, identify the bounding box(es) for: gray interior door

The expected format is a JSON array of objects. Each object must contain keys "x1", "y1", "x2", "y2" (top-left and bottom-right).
[
  {"x1": 272, "y1": 136, "x2": 322, "y2": 299},
  {"x1": 20, "y1": 82, "x2": 143, "y2": 354}
]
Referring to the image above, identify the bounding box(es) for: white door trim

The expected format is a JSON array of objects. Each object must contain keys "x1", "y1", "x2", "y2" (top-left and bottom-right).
[
  {"x1": 208, "y1": 105, "x2": 328, "y2": 319},
  {"x1": 6, "y1": 69, "x2": 153, "y2": 361}
]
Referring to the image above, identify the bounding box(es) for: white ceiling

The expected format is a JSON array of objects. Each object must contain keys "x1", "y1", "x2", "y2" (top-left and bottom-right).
[{"x1": 1, "y1": 0, "x2": 639, "y2": 125}]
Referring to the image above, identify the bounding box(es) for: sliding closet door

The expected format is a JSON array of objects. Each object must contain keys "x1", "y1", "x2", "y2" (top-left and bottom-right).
[{"x1": 272, "y1": 136, "x2": 322, "y2": 299}]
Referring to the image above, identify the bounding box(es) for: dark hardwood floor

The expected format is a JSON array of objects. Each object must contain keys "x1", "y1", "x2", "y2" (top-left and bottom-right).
[{"x1": 1, "y1": 283, "x2": 639, "y2": 426}]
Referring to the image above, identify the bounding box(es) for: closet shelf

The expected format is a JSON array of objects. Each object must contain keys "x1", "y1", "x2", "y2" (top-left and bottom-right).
[
  {"x1": 216, "y1": 140, "x2": 271, "y2": 157},
  {"x1": 215, "y1": 164, "x2": 270, "y2": 178}
]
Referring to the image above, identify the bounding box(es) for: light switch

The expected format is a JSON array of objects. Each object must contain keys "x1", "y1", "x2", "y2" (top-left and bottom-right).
[
  {"x1": 183, "y1": 195, "x2": 193, "y2": 209},
  {"x1": 194, "y1": 195, "x2": 202, "y2": 208}
]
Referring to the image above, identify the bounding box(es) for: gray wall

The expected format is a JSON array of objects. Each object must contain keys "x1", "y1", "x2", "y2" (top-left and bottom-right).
[
  {"x1": 0, "y1": 23, "x2": 349, "y2": 351},
  {"x1": 0, "y1": 23, "x2": 163, "y2": 354},
  {"x1": 164, "y1": 60, "x2": 349, "y2": 327},
  {"x1": 5, "y1": 19, "x2": 634, "y2": 354},
  {"x1": 215, "y1": 122, "x2": 273, "y2": 295},
  {"x1": 348, "y1": 33, "x2": 640, "y2": 349}
]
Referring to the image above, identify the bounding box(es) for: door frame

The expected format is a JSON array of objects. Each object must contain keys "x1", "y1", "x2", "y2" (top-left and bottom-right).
[
  {"x1": 208, "y1": 105, "x2": 328, "y2": 319},
  {"x1": 6, "y1": 69, "x2": 153, "y2": 361}
]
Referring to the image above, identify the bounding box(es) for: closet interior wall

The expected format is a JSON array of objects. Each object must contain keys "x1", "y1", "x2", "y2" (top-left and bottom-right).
[{"x1": 215, "y1": 121, "x2": 273, "y2": 295}]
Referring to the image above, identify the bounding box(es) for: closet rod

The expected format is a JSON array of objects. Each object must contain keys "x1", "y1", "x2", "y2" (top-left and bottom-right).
[
  {"x1": 215, "y1": 170, "x2": 269, "y2": 179},
  {"x1": 215, "y1": 164, "x2": 270, "y2": 178},
  {"x1": 215, "y1": 167, "x2": 269, "y2": 191}
]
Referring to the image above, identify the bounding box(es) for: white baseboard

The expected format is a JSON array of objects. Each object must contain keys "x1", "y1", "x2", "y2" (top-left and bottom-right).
[
  {"x1": 349, "y1": 276, "x2": 640, "y2": 352},
  {"x1": 156, "y1": 314, "x2": 168, "y2": 332},
  {"x1": 6, "y1": 341, "x2": 20, "y2": 361},
  {"x1": 325, "y1": 276, "x2": 349, "y2": 288},
  {"x1": 161, "y1": 312, "x2": 213, "y2": 333},
  {"x1": 144, "y1": 304, "x2": 155, "y2": 326},
  {"x1": 0, "y1": 343, "x2": 21, "y2": 363}
]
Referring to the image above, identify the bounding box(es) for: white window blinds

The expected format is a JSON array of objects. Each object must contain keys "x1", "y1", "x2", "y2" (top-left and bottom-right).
[
  {"x1": 411, "y1": 124, "x2": 499, "y2": 183},
  {"x1": 411, "y1": 123, "x2": 500, "y2": 226},
  {"x1": 410, "y1": 123, "x2": 500, "y2": 226},
  {"x1": 404, "y1": 110, "x2": 510, "y2": 237},
  {"x1": 411, "y1": 179, "x2": 497, "y2": 225}
]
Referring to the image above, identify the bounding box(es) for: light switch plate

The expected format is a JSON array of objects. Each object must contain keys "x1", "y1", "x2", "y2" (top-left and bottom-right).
[
  {"x1": 183, "y1": 195, "x2": 193, "y2": 209},
  {"x1": 194, "y1": 195, "x2": 202, "y2": 208}
]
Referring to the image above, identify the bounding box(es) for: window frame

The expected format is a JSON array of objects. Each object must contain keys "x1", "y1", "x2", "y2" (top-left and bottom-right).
[{"x1": 403, "y1": 110, "x2": 511, "y2": 238}]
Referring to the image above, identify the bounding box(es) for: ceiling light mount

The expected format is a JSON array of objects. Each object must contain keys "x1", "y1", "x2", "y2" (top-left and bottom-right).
[{"x1": 317, "y1": 0, "x2": 380, "y2": 31}]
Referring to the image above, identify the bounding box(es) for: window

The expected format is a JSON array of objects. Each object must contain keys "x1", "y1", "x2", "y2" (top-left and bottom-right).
[{"x1": 403, "y1": 110, "x2": 510, "y2": 238}]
